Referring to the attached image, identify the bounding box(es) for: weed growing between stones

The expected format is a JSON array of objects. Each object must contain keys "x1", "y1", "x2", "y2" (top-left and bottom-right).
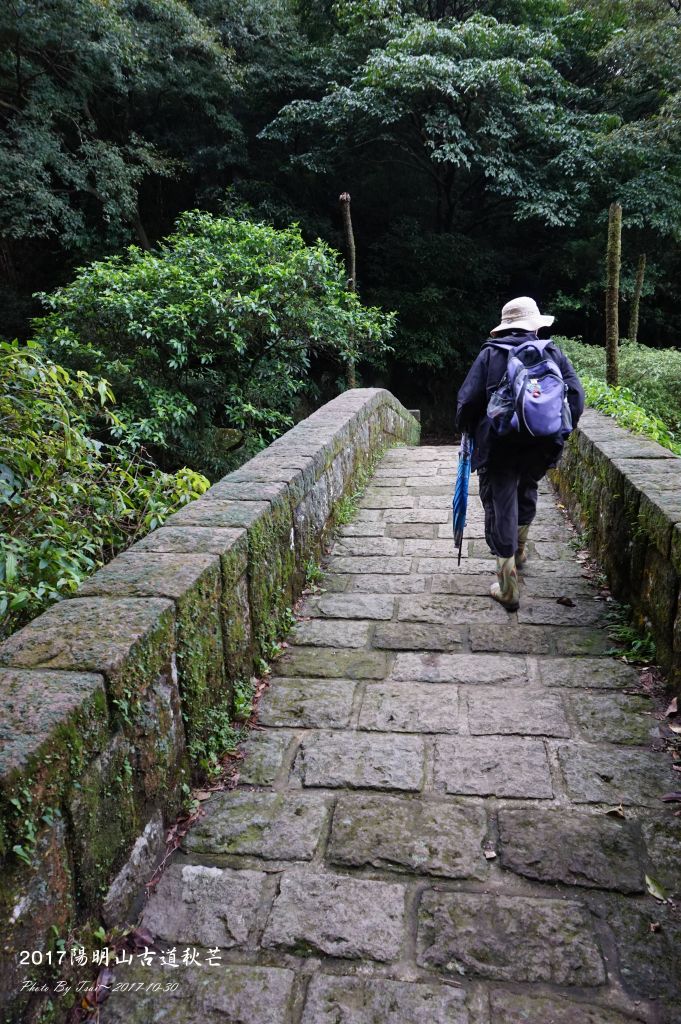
[
  {"x1": 304, "y1": 558, "x2": 325, "y2": 589},
  {"x1": 255, "y1": 606, "x2": 296, "y2": 674},
  {"x1": 607, "y1": 606, "x2": 657, "y2": 664},
  {"x1": 186, "y1": 706, "x2": 246, "y2": 782},
  {"x1": 332, "y1": 442, "x2": 395, "y2": 526},
  {"x1": 233, "y1": 677, "x2": 256, "y2": 722}
]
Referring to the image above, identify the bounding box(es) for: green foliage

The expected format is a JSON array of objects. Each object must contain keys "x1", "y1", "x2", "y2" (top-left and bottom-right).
[
  {"x1": 558, "y1": 336, "x2": 681, "y2": 437},
  {"x1": 233, "y1": 677, "x2": 256, "y2": 721},
  {"x1": 264, "y1": 14, "x2": 611, "y2": 228},
  {"x1": 186, "y1": 705, "x2": 246, "y2": 780},
  {"x1": 607, "y1": 606, "x2": 657, "y2": 664},
  {"x1": 0, "y1": 0, "x2": 239, "y2": 252},
  {"x1": 0, "y1": 340, "x2": 209, "y2": 640},
  {"x1": 34, "y1": 211, "x2": 395, "y2": 478},
  {"x1": 579, "y1": 373, "x2": 681, "y2": 455},
  {"x1": 304, "y1": 559, "x2": 325, "y2": 587}
]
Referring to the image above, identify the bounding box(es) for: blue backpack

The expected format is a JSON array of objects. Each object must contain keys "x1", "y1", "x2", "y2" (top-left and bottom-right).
[{"x1": 486, "y1": 338, "x2": 573, "y2": 439}]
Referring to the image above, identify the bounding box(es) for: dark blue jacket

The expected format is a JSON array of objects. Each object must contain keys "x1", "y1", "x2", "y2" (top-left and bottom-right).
[{"x1": 455, "y1": 330, "x2": 585, "y2": 474}]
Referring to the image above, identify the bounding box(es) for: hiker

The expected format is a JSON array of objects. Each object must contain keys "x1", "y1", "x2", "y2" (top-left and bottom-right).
[{"x1": 455, "y1": 296, "x2": 585, "y2": 610}]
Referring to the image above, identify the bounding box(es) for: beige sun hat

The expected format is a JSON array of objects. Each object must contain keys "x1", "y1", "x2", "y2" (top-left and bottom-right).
[{"x1": 490, "y1": 296, "x2": 555, "y2": 335}]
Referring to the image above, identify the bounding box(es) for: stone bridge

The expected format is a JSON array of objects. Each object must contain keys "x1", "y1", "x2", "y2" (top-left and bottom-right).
[{"x1": 1, "y1": 390, "x2": 680, "y2": 1023}]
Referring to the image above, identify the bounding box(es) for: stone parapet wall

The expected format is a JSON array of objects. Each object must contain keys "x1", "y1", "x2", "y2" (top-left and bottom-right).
[
  {"x1": 551, "y1": 407, "x2": 681, "y2": 690},
  {"x1": 0, "y1": 388, "x2": 419, "y2": 1020}
]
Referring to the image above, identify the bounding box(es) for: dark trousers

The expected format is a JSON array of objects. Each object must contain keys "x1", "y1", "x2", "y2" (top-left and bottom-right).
[{"x1": 478, "y1": 466, "x2": 541, "y2": 558}]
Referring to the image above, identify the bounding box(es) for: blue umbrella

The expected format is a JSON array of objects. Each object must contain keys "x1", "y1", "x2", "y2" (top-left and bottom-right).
[{"x1": 452, "y1": 432, "x2": 474, "y2": 566}]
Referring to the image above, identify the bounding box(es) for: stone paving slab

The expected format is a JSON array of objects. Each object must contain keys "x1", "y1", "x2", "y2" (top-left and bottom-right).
[
  {"x1": 290, "y1": 618, "x2": 373, "y2": 648},
  {"x1": 302, "y1": 975, "x2": 472, "y2": 1024},
  {"x1": 238, "y1": 728, "x2": 295, "y2": 785},
  {"x1": 466, "y1": 690, "x2": 570, "y2": 737},
  {"x1": 489, "y1": 990, "x2": 644, "y2": 1024},
  {"x1": 100, "y1": 963, "x2": 296, "y2": 1024},
  {"x1": 303, "y1": 593, "x2": 395, "y2": 619},
  {"x1": 396, "y1": 594, "x2": 510, "y2": 624},
  {"x1": 434, "y1": 736, "x2": 553, "y2": 798},
  {"x1": 383, "y1": 508, "x2": 450, "y2": 523},
  {"x1": 262, "y1": 869, "x2": 406, "y2": 961},
  {"x1": 388, "y1": 522, "x2": 440, "y2": 538},
  {"x1": 430, "y1": 574, "x2": 495, "y2": 596},
  {"x1": 539, "y1": 656, "x2": 640, "y2": 689},
  {"x1": 329, "y1": 555, "x2": 413, "y2": 574},
  {"x1": 416, "y1": 557, "x2": 496, "y2": 574},
  {"x1": 141, "y1": 862, "x2": 266, "y2": 947},
  {"x1": 183, "y1": 790, "x2": 332, "y2": 860},
  {"x1": 373, "y1": 622, "x2": 466, "y2": 651},
  {"x1": 558, "y1": 745, "x2": 675, "y2": 805},
  {"x1": 517, "y1": 598, "x2": 608, "y2": 626},
  {"x1": 294, "y1": 730, "x2": 425, "y2": 791},
  {"x1": 276, "y1": 647, "x2": 389, "y2": 679},
  {"x1": 417, "y1": 891, "x2": 606, "y2": 985},
  {"x1": 360, "y1": 682, "x2": 460, "y2": 732},
  {"x1": 335, "y1": 573, "x2": 429, "y2": 593},
  {"x1": 329, "y1": 793, "x2": 488, "y2": 879},
  {"x1": 588, "y1": 895, "x2": 681, "y2": 1019},
  {"x1": 334, "y1": 537, "x2": 403, "y2": 556},
  {"x1": 552, "y1": 628, "x2": 614, "y2": 656},
  {"x1": 392, "y1": 652, "x2": 528, "y2": 685},
  {"x1": 258, "y1": 677, "x2": 356, "y2": 728},
  {"x1": 497, "y1": 807, "x2": 644, "y2": 892},
  {"x1": 469, "y1": 624, "x2": 553, "y2": 655},
  {"x1": 568, "y1": 692, "x2": 657, "y2": 746}
]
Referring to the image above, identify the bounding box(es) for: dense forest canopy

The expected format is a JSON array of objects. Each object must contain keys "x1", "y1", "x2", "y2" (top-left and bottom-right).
[{"x1": 2, "y1": 0, "x2": 681, "y2": 425}]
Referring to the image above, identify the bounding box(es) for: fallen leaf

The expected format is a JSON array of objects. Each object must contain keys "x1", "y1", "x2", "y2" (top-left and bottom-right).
[
  {"x1": 604, "y1": 804, "x2": 626, "y2": 818},
  {"x1": 645, "y1": 874, "x2": 669, "y2": 903},
  {"x1": 649, "y1": 921, "x2": 662, "y2": 934},
  {"x1": 669, "y1": 721, "x2": 681, "y2": 735},
  {"x1": 661, "y1": 792, "x2": 681, "y2": 802},
  {"x1": 94, "y1": 967, "x2": 115, "y2": 1004},
  {"x1": 665, "y1": 697, "x2": 678, "y2": 717},
  {"x1": 130, "y1": 926, "x2": 158, "y2": 951},
  {"x1": 194, "y1": 791, "x2": 212, "y2": 801},
  {"x1": 556, "y1": 596, "x2": 576, "y2": 607}
]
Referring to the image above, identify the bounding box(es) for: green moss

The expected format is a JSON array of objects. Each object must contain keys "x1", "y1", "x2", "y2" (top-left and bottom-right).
[
  {"x1": 247, "y1": 496, "x2": 296, "y2": 660},
  {"x1": 173, "y1": 562, "x2": 229, "y2": 752},
  {"x1": 69, "y1": 738, "x2": 139, "y2": 912}
]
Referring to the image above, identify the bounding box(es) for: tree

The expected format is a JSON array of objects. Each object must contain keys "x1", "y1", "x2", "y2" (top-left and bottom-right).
[
  {"x1": 263, "y1": 15, "x2": 612, "y2": 234},
  {"x1": 33, "y1": 211, "x2": 394, "y2": 477},
  {"x1": 628, "y1": 253, "x2": 646, "y2": 342},
  {"x1": 605, "y1": 201, "x2": 622, "y2": 385},
  {"x1": 0, "y1": 0, "x2": 241, "y2": 332}
]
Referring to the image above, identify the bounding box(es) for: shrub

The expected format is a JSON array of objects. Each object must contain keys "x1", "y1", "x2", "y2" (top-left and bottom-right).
[
  {"x1": 557, "y1": 336, "x2": 681, "y2": 435},
  {"x1": 0, "y1": 340, "x2": 209, "y2": 640},
  {"x1": 34, "y1": 211, "x2": 395, "y2": 479},
  {"x1": 577, "y1": 372, "x2": 681, "y2": 455}
]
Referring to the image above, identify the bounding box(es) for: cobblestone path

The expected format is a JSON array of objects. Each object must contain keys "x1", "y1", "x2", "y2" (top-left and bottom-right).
[{"x1": 102, "y1": 445, "x2": 680, "y2": 1024}]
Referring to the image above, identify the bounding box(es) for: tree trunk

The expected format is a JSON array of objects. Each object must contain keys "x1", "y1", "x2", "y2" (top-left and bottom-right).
[
  {"x1": 605, "y1": 202, "x2": 622, "y2": 386},
  {"x1": 628, "y1": 253, "x2": 646, "y2": 343},
  {"x1": 339, "y1": 191, "x2": 357, "y2": 389}
]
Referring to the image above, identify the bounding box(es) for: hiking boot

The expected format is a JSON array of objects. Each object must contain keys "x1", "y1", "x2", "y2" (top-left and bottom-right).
[
  {"x1": 491, "y1": 555, "x2": 520, "y2": 611},
  {"x1": 516, "y1": 524, "x2": 530, "y2": 569}
]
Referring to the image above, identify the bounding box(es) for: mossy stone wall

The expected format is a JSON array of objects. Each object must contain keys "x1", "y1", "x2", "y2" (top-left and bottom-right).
[
  {"x1": 0, "y1": 388, "x2": 419, "y2": 1022},
  {"x1": 551, "y1": 407, "x2": 681, "y2": 691}
]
